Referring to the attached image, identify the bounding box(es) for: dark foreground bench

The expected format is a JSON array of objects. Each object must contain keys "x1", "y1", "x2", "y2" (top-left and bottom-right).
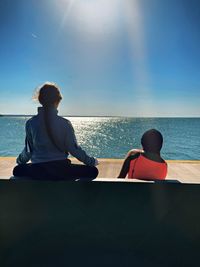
[{"x1": 0, "y1": 180, "x2": 200, "y2": 267}]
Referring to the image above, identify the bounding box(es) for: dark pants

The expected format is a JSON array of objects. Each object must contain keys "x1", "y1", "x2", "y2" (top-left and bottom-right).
[{"x1": 13, "y1": 160, "x2": 98, "y2": 181}]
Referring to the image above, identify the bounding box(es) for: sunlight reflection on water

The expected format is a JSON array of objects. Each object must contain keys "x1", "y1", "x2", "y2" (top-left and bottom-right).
[{"x1": 0, "y1": 117, "x2": 199, "y2": 159}]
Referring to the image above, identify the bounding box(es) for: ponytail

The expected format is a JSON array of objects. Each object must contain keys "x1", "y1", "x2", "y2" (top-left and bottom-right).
[
  {"x1": 43, "y1": 106, "x2": 63, "y2": 152},
  {"x1": 38, "y1": 82, "x2": 63, "y2": 152}
]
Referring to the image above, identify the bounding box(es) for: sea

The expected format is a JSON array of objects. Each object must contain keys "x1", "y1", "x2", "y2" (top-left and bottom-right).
[{"x1": 0, "y1": 116, "x2": 199, "y2": 160}]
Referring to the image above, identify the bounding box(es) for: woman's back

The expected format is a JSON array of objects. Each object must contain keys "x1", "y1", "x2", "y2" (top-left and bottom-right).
[{"x1": 27, "y1": 107, "x2": 68, "y2": 163}]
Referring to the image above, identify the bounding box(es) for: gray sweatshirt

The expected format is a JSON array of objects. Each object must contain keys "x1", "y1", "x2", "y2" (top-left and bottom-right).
[{"x1": 17, "y1": 107, "x2": 96, "y2": 166}]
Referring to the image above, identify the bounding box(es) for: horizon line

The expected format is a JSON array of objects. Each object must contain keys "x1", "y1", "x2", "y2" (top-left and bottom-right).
[{"x1": 0, "y1": 114, "x2": 200, "y2": 118}]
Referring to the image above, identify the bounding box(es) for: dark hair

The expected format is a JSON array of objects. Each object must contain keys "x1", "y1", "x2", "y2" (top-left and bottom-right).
[
  {"x1": 38, "y1": 82, "x2": 62, "y2": 107},
  {"x1": 141, "y1": 129, "x2": 163, "y2": 153},
  {"x1": 38, "y1": 82, "x2": 63, "y2": 152}
]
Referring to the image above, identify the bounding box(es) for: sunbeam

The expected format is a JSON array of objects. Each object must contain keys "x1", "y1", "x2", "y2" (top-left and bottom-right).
[{"x1": 123, "y1": 0, "x2": 155, "y2": 115}]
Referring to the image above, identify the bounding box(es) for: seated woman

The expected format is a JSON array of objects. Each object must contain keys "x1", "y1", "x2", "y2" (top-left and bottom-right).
[
  {"x1": 13, "y1": 82, "x2": 98, "y2": 180},
  {"x1": 117, "y1": 129, "x2": 167, "y2": 180}
]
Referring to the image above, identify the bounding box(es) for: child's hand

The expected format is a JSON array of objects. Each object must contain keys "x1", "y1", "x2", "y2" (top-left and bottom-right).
[{"x1": 94, "y1": 158, "x2": 99, "y2": 166}]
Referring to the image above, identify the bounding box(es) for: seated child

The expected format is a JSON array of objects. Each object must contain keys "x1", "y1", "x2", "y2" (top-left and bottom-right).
[{"x1": 117, "y1": 129, "x2": 167, "y2": 180}]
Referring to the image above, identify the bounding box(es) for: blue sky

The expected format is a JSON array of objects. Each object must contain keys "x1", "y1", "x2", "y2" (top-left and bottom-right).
[{"x1": 0, "y1": 0, "x2": 200, "y2": 116}]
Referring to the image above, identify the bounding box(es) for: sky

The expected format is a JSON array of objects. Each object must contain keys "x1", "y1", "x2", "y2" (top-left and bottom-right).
[{"x1": 0, "y1": 0, "x2": 200, "y2": 116}]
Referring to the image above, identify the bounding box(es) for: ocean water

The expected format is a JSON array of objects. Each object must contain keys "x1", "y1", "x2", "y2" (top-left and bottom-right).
[{"x1": 0, "y1": 116, "x2": 199, "y2": 160}]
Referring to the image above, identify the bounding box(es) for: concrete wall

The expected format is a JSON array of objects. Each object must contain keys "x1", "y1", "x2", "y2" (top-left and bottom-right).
[{"x1": 0, "y1": 180, "x2": 200, "y2": 266}]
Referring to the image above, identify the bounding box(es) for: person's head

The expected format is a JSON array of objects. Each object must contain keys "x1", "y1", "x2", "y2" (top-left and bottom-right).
[
  {"x1": 141, "y1": 129, "x2": 163, "y2": 154},
  {"x1": 37, "y1": 82, "x2": 62, "y2": 108}
]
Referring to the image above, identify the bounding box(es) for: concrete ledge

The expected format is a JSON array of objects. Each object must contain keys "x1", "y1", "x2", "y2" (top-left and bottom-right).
[
  {"x1": 2, "y1": 176, "x2": 181, "y2": 183},
  {"x1": 0, "y1": 157, "x2": 200, "y2": 183}
]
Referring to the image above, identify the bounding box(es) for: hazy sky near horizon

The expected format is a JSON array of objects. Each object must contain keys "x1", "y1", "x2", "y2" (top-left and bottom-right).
[{"x1": 0, "y1": 0, "x2": 200, "y2": 116}]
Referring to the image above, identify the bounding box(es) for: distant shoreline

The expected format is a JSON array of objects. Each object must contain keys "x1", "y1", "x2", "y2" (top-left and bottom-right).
[{"x1": 0, "y1": 115, "x2": 200, "y2": 119}]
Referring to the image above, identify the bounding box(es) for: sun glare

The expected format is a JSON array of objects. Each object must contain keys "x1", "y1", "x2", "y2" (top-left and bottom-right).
[
  {"x1": 59, "y1": 0, "x2": 120, "y2": 34},
  {"x1": 56, "y1": 0, "x2": 154, "y2": 115}
]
